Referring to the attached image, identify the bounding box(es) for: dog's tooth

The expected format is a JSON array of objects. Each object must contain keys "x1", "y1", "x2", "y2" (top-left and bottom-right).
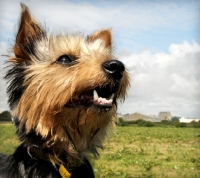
[
  {"x1": 98, "y1": 97, "x2": 103, "y2": 103},
  {"x1": 110, "y1": 93, "x2": 114, "y2": 99},
  {"x1": 93, "y1": 90, "x2": 99, "y2": 101},
  {"x1": 103, "y1": 98, "x2": 108, "y2": 104},
  {"x1": 101, "y1": 98, "x2": 106, "y2": 103}
]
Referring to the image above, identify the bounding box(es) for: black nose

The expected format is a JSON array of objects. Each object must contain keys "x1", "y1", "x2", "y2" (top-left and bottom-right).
[{"x1": 102, "y1": 60, "x2": 125, "y2": 79}]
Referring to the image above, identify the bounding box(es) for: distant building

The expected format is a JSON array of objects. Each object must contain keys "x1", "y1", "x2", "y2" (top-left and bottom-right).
[
  {"x1": 158, "y1": 112, "x2": 172, "y2": 121},
  {"x1": 123, "y1": 112, "x2": 162, "y2": 122},
  {"x1": 179, "y1": 117, "x2": 200, "y2": 123}
]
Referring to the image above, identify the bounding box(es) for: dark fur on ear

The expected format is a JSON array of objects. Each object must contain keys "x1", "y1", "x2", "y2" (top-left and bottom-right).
[
  {"x1": 14, "y1": 3, "x2": 46, "y2": 60},
  {"x1": 5, "y1": 3, "x2": 46, "y2": 110}
]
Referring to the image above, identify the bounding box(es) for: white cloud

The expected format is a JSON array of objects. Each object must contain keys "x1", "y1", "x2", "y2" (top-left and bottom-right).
[
  {"x1": 0, "y1": 72, "x2": 8, "y2": 112},
  {"x1": 0, "y1": 41, "x2": 8, "y2": 112},
  {"x1": 118, "y1": 41, "x2": 200, "y2": 118},
  {"x1": 0, "y1": 41, "x2": 7, "y2": 53},
  {"x1": 0, "y1": 41, "x2": 7, "y2": 67}
]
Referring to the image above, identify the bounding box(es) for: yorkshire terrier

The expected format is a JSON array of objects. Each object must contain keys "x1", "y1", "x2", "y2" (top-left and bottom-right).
[{"x1": 0, "y1": 3, "x2": 129, "y2": 178}]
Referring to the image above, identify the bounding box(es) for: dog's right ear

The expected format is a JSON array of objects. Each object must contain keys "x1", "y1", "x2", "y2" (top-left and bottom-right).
[
  {"x1": 13, "y1": 3, "x2": 45, "y2": 60},
  {"x1": 87, "y1": 29, "x2": 112, "y2": 51}
]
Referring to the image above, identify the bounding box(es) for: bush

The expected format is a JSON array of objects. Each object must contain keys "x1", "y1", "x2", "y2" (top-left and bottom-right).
[
  {"x1": 188, "y1": 121, "x2": 200, "y2": 128},
  {"x1": 0, "y1": 111, "x2": 12, "y2": 121},
  {"x1": 138, "y1": 120, "x2": 154, "y2": 127},
  {"x1": 161, "y1": 120, "x2": 169, "y2": 123},
  {"x1": 127, "y1": 119, "x2": 154, "y2": 127},
  {"x1": 119, "y1": 118, "x2": 199, "y2": 128},
  {"x1": 118, "y1": 118, "x2": 129, "y2": 126},
  {"x1": 175, "y1": 122, "x2": 187, "y2": 128}
]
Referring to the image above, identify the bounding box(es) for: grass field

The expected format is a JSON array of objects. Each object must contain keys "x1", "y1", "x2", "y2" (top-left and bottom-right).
[{"x1": 0, "y1": 123, "x2": 199, "y2": 178}]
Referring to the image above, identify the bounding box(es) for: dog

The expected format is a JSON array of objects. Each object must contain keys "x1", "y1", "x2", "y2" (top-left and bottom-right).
[{"x1": 0, "y1": 3, "x2": 129, "y2": 178}]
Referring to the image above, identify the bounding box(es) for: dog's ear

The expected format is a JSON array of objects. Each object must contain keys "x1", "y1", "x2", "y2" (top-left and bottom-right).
[
  {"x1": 87, "y1": 29, "x2": 112, "y2": 50},
  {"x1": 13, "y1": 3, "x2": 45, "y2": 60}
]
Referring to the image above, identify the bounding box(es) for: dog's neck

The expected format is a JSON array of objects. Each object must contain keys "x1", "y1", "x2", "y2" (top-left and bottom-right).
[{"x1": 26, "y1": 144, "x2": 71, "y2": 166}]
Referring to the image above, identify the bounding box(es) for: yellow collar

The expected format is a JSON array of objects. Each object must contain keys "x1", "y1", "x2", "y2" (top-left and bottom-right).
[{"x1": 59, "y1": 164, "x2": 71, "y2": 178}]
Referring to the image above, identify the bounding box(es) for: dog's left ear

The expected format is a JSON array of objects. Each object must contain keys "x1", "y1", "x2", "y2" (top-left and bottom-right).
[
  {"x1": 13, "y1": 3, "x2": 45, "y2": 60},
  {"x1": 87, "y1": 29, "x2": 112, "y2": 50}
]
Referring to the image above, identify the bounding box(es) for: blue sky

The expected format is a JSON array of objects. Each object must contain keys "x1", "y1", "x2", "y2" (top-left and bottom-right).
[
  {"x1": 1, "y1": 0, "x2": 199, "y2": 54},
  {"x1": 0, "y1": 0, "x2": 200, "y2": 118}
]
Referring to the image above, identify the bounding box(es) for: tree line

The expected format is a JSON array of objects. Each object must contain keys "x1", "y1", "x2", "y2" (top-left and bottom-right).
[
  {"x1": 0, "y1": 111, "x2": 12, "y2": 121},
  {"x1": 118, "y1": 118, "x2": 200, "y2": 128}
]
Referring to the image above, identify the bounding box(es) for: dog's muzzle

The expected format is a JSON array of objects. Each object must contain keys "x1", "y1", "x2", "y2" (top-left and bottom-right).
[{"x1": 65, "y1": 60, "x2": 125, "y2": 110}]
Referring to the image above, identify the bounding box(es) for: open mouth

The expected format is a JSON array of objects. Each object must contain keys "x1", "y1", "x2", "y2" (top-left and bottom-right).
[{"x1": 65, "y1": 84, "x2": 118, "y2": 109}]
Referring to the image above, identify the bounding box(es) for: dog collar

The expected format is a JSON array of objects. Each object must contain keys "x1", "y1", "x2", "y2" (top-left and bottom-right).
[
  {"x1": 27, "y1": 145, "x2": 71, "y2": 177},
  {"x1": 59, "y1": 164, "x2": 71, "y2": 178}
]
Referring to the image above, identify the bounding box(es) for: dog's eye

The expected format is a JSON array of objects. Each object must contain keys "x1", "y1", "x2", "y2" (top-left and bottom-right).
[{"x1": 56, "y1": 55, "x2": 77, "y2": 65}]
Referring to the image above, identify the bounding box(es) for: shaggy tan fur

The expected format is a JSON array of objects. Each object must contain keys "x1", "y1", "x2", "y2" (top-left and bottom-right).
[{"x1": 7, "y1": 4, "x2": 130, "y2": 166}]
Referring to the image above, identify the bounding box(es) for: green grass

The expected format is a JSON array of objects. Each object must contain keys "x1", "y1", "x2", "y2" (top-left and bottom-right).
[
  {"x1": 93, "y1": 127, "x2": 200, "y2": 178},
  {"x1": 0, "y1": 123, "x2": 199, "y2": 178},
  {"x1": 0, "y1": 123, "x2": 19, "y2": 154}
]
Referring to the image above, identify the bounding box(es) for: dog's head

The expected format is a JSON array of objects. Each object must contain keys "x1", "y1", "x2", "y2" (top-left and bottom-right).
[{"x1": 5, "y1": 3, "x2": 129, "y2": 164}]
